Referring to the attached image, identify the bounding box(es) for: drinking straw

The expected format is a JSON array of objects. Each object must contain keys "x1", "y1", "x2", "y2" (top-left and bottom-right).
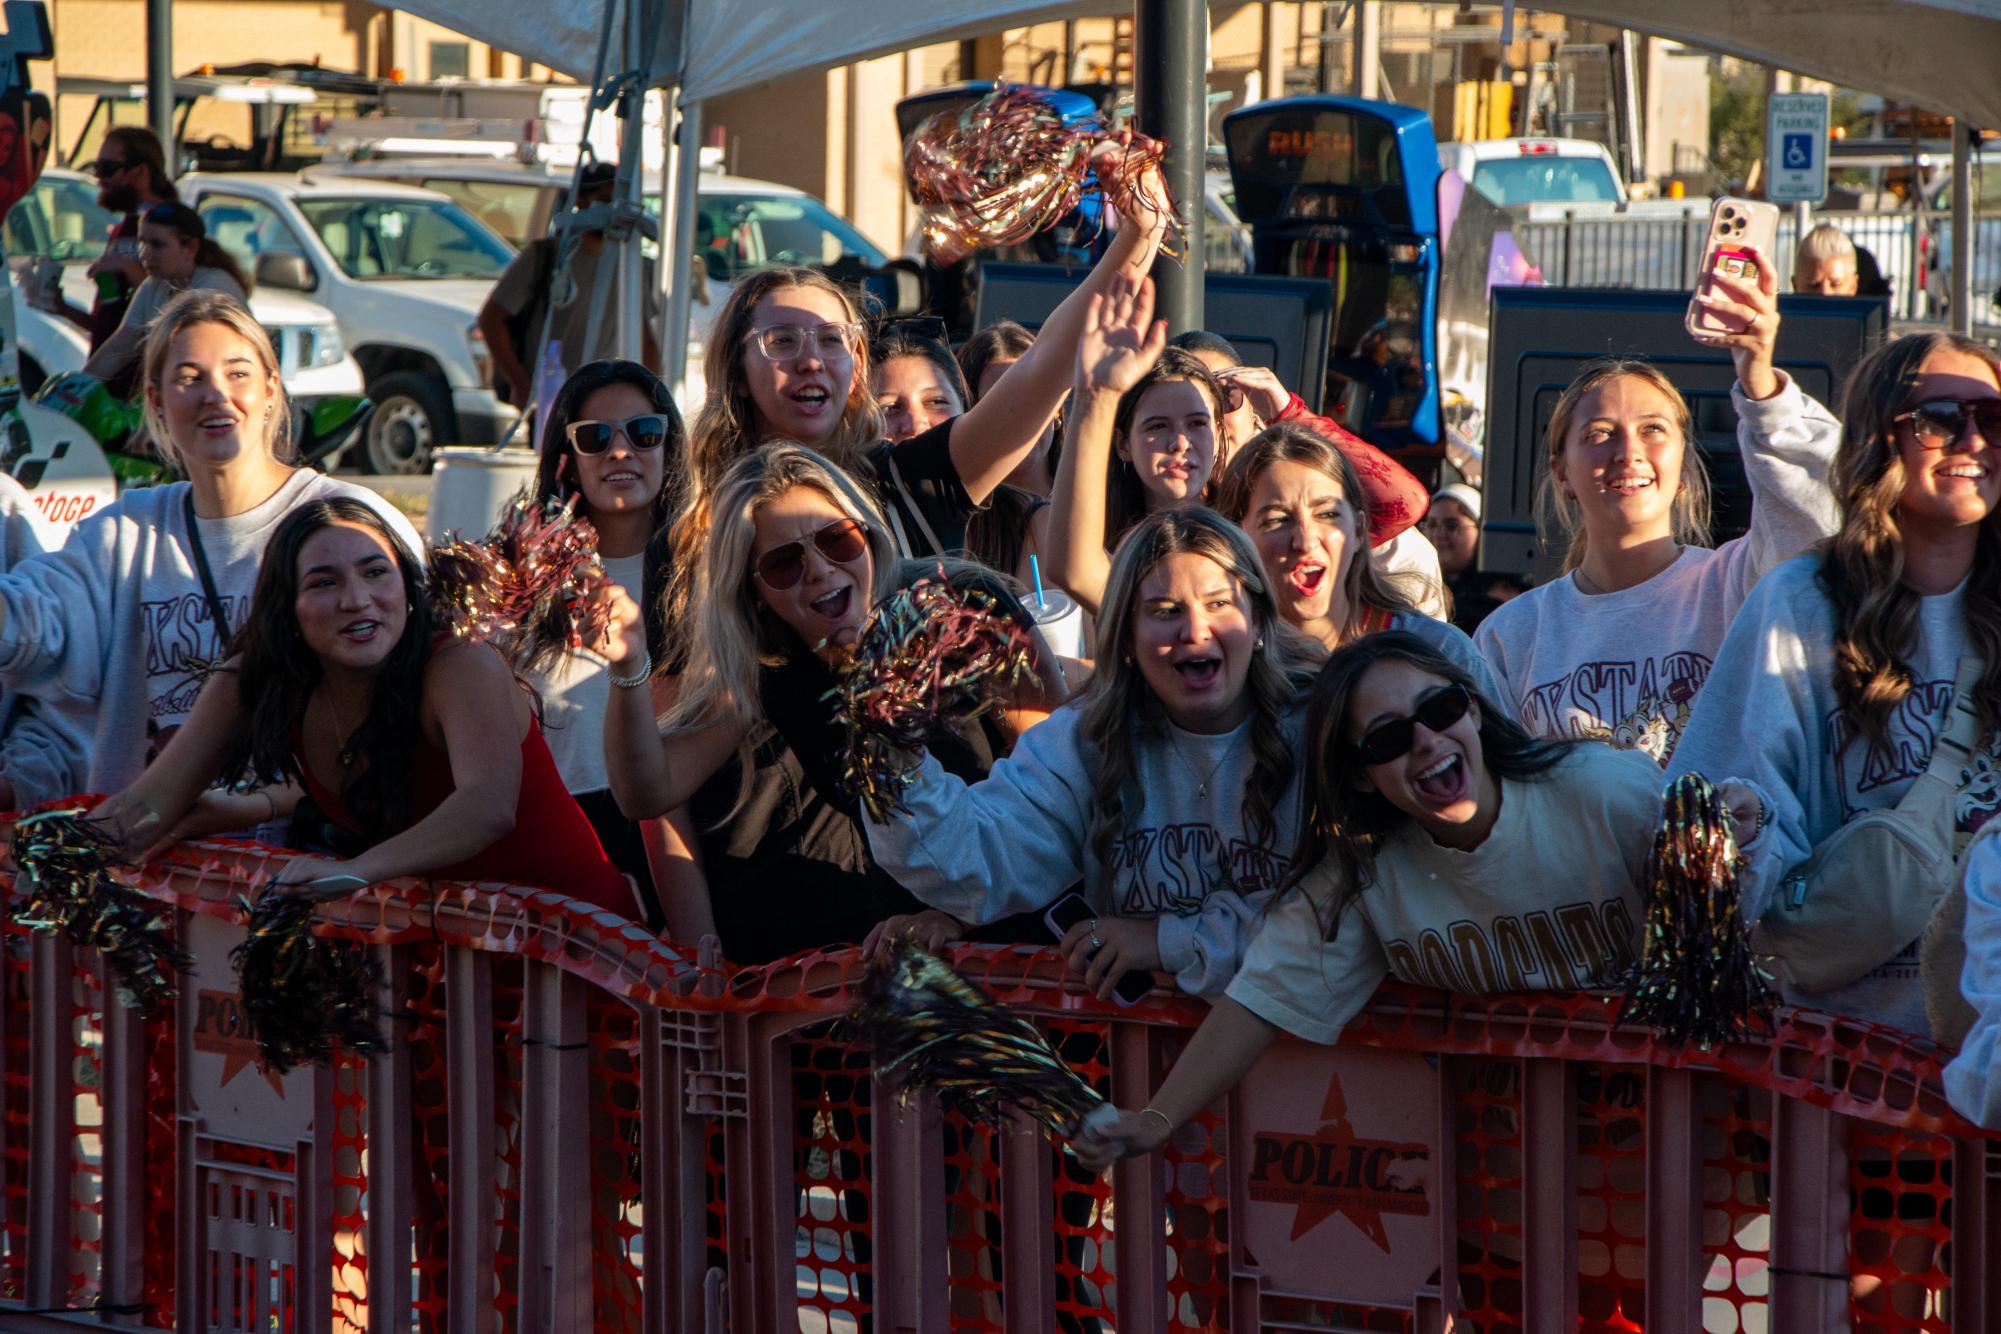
[{"x1": 1029, "y1": 554, "x2": 1048, "y2": 611}]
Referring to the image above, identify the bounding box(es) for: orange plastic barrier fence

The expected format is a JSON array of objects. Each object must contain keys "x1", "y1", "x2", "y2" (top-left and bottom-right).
[{"x1": 1, "y1": 832, "x2": 1998, "y2": 1334}]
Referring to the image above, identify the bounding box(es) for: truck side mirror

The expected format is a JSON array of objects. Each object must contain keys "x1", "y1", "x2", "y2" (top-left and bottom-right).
[{"x1": 255, "y1": 252, "x2": 316, "y2": 292}]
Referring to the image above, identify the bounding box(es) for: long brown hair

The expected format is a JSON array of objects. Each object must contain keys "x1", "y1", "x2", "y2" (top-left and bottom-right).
[
  {"x1": 1213, "y1": 422, "x2": 1422, "y2": 639},
  {"x1": 1283, "y1": 632, "x2": 1574, "y2": 939},
  {"x1": 1080, "y1": 507, "x2": 1320, "y2": 888},
  {"x1": 1105, "y1": 347, "x2": 1227, "y2": 542},
  {"x1": 1534, "y1": 359, "x2": 1713, "y2": 572},
  {"x1": 1821, "y1": 331, "x2": 2001, "y2": 748}
]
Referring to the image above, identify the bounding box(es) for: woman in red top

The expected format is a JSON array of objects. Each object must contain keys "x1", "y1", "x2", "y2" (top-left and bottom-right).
[{"x1": 100, "y1": 498, "x2": 635, "y2": 915}]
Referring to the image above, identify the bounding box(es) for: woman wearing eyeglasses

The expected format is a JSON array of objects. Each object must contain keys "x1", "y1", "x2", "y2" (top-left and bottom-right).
[
  {"x1": 1472, "y1": 251, "x2": 1841, "y2": 765},
  {"x1": 519, "y1": 360, "x2": 688, "y2": 929},
  {"x1": 600, "y1": 443, "x2": 1062, "y2": 961},
  {"x1": 1073, "y1": 632, "x2": 1733, "y2": 1169},
  {"x1": 83, "y1": 201, "x2": 251, "y2": 390},
  {"x1": 1670, "y1": 332, "x2": 2001, "y2": 1036},
  {"x1": 658, "y1": 150, "x2": 1169, "y2": 658}
]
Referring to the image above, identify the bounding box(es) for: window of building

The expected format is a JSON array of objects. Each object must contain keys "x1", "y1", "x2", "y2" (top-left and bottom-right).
[{"x1": 430, "y1": 41, "x2": 470, "y2": 79}]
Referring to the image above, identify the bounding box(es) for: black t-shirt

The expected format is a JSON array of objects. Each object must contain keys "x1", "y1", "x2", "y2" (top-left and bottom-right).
[{"x1": 865, "y1": 417, "x2": 977, "y2": 558}]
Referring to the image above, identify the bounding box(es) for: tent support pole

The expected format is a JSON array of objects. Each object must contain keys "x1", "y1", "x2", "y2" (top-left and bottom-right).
[
  {"x1": 1953, "y1": 118, "x2": 1974, "y2": 336},
  {"x1": 615, "y1": 0, "x2": 647, "y2": 361},
  {"x1": 146, "y1": 0, "x2": 173, "y2": 152},
  {"x1": 1134, "y1": 0, "x2": 1208, "y2": 335},
  {"x1": 665, "y1": 98, "x2": 703, "y2": 403}
]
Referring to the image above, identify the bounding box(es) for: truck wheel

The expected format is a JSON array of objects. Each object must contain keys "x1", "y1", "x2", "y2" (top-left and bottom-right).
[{"x1": 365, "y1": 371, "x2": 451, "y2": 474}]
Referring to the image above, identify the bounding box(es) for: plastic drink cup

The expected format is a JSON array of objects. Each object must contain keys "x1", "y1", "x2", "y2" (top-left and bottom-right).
[{"x1": 1029, "y1": 588, "x2": 1084, "y2": 660}]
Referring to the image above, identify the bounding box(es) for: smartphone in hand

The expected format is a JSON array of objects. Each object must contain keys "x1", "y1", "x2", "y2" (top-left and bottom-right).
[
  {"x1": 1686, "y1": 197, "x2": 1780, "y2": 339},
  {"x1": 1044, "y1": 892, "x2": 1153, "y2": 1006}
]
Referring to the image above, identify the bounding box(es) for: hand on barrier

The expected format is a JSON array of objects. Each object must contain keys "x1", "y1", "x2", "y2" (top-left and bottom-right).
[
  {"x1": 1058, "y1": 914, "x2": 1160, "y2": 1002},
  {"x1": 861, "y1": 908, "x2": 967, "y2": 969},
  {"x1": 1071, "y1": 1103, "x2": 1173, "y2": 1172},
  {"x1": 265, "y1": 855, "x2": 372, "y2": 903}
]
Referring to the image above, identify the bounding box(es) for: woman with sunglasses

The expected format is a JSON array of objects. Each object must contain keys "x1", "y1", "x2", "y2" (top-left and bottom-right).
[
  {"x1": 660, "y1": 151, "x2": 1168, "y2": 651},
  {"x1": 82, "y1": 201, "x2": 251, "y2": 393},
  {"x1": 1670, "y1": 332, "x2": 2001, "y2": 1036},
  {"x1": 1074, "y1": 632, "x2": 1753, "y2": 1168},
  {"x1": 1473, "y1": 253, "x2": 1841, "y2": 764},
  {"x1": 1209, "y1": 422, "x2": 1504, "y2": 702},
  {"x1": 95, "y1": 498, "x2": 638, "y2": 914},
  {"x1": 521, "y1": 360, "x2": 690, "y2": 930},
  {"x1": 863, "y1": 507, "x2": 1321, "y2": 1001},
  {"x1": 600, "y1": 443, "x2": 1062, "y2": 961}
]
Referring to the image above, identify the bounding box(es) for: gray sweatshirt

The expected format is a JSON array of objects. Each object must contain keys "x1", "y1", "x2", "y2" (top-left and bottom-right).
[
  {"x1": 0, "y1": 471, "x2": 423, "y2": 794},
  {"x1": 1944, "y1": 825, "x2": 2001, "y2": 1125},
  {"x1": 864, "y1": 700, "x2": 1304, "y2": 997},
  {"x1": 1390, "y1": 609, "x2": 1509, "y2": 714},
  {"x1": 1474, "y1": 376, "x2": 1841, "y2": 764},
  {"x1": 0, "y1": 473, "x2": 78, "y2": 807},
  {"x1": 1669, "y1": 554, "x2": 2001, "y2": 1036}
]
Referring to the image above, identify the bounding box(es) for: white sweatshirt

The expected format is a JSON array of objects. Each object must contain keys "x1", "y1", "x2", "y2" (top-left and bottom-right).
[
  {"x1": 1226, "y1": 743, "x2": 1658, "y2": 1045},
  {"x1": 1943, "y1": 825, "x2": 2001, "y2": 1126},
  {"x1": 0, "y1": 471, "x2": 423, "y2": 794},
  {"x1": 1668, "y1": 554, "x2": 2000, "y2": 1037},
  {"x1": 1474, "y1": 376, "x2": 1841, "y2": 764},
  {"x1": 864, "y1": 701, "x2": 1303, "y2": 997},
  {"x1": 0, "y1": 473, "x2": 79, "y2": 807}
]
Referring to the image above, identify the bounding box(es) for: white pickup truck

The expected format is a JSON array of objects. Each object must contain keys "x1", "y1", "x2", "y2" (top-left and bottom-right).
[{"x1": 179, "y1": 172, "x2": 521, "y2": 473}]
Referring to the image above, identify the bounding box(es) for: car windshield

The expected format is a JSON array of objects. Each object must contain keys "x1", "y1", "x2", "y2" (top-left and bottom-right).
[
  {"x1": 409, "y1": 179, "x2": 555, "y2": 248},
  {"x1": 296, "y1": 197, "x2": 513, "y2": 279},
  {"x1": 1470, "y1": 156, "x2": 1622, "y2": 206},
  {"x1": 695, "y1": 192, "x2": 887, "y2": 281},
  {"x1": 5, "y1": 176, "x2": 119, "y2": 262}
]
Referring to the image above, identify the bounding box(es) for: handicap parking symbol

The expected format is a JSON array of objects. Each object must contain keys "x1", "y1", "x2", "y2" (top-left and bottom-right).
[{"x1": 1783, "y1": 133, "x2": 1813, "y2": 170}]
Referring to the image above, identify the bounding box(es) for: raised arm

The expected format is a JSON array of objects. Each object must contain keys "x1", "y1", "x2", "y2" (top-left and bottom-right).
[
  {"x1": 1045, "y1": 272, "x2": 1166, "y2": 617},
  {"x1": 598, "y1": 585, "x2": 746, "y2": 818},
  {"x1": 944, "y1": 152, "x2": 1171, "y2": 502}
]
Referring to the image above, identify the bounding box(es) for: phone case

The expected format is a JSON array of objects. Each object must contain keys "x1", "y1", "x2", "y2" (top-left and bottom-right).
[{"x1": 1686, "y1": 197, "x2": 1781, "y2": 338}]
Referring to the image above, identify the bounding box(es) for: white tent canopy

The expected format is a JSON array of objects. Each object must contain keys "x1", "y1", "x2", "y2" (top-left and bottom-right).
[{"x1": 393, "y1": 0, "x2": 2001, "y2": 127}]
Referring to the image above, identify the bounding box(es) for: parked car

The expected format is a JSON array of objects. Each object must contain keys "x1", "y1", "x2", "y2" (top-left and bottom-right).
[
  {"x1": 6, "y1": 169, "x2": 365, "y2": 432},
  {"x1": 178, "y1": 172, "x2": 519, "y2": 472},
  {"x1": 1438, "y1": 137, "x2": 1628, "y2": 209}
]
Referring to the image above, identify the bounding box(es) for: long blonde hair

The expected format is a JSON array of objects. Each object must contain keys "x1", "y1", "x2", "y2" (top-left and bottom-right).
[
  {"x1": 140, "y1": 289, "x2": 293, "y2": 468},
  {"x1": 1213, "y1": 422, "x2": 1422, "y2": 639},
  {"x1": 1822, "y1": 331, "x2": 2001, "y2": 748},
  {"x1": 668, "y1": 267, "x2": 884, "y2": 659},
  {"x1": 1081, "y1": 507, "x2": 1320, "y2": 884},
  {"x1": 1534, "y1": 359, "x2": 1712, "y2": 571},
  {"x1": 665, "y1": 441, "x2": 899, "y2": 736}
]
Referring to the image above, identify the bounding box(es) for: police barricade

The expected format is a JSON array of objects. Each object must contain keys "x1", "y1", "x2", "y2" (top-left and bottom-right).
[{"x1": 1, "y1": 833, "x2": 1995, "y2": 1333}]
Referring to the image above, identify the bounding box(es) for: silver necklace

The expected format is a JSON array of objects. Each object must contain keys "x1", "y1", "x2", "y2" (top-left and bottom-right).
[{"x1": 1170, "y1": 730, "x2": 1232, "y2": 801}]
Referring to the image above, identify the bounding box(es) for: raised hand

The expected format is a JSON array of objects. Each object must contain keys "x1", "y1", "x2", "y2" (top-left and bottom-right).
[
  {"x1": 597, "y1": 584, "x2": 649, "y2": 674},
  {"x1": 1690, "y1": 243, "x2": 1782, "y2": 400},
  {"x1": 1076, "y1": 269, "x2": 1167, "y2": 398}
]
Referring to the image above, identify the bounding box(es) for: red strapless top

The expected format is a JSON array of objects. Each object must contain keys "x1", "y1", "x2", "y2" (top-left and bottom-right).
[{"x1": 295, "y1": 714, "x2": 636, "y2": 917}]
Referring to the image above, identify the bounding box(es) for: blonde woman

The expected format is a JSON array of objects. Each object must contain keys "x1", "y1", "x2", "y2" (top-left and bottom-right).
[
  {"x1": 660, "y1": 157, "x2": 1168, "y2": 647},
  {"x1": 1673, "y1": 331, "x2": 2001, "y2": 1036},
  {"x1": 599, "y1": 443, "x2": 1060, "y2": 961},
  {"x1": 0, "y1": 289, "x2": 419, "y2": 797},
  {"x1": 1472, "y1": 256, "x2": 1840, "y2": 763},
  {"x1": 1211, "y1": 422, "x2": 1504, "y2": 703},
  {"x1": 863, "y1": 507, "x2": 1321, "y2": 1000}
]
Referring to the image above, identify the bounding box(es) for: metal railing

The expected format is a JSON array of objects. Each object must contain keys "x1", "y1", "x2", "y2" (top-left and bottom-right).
[{"x1": 2, "y1": 834, "x2": 1996, "y2": 1333}]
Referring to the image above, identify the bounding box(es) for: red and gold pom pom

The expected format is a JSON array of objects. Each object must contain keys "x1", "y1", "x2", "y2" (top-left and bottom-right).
[
  {"x1": 906, "y1": 84, "x2": 1180, "y2": 265},
  {"x1": 429, "y1": 488, "x2": 613, "y2": 662}
]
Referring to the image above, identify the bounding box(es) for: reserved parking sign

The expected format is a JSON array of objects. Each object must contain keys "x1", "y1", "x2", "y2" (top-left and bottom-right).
[{"x1": 1767, "y1": 92, "x2": 1830, "y2": 203}]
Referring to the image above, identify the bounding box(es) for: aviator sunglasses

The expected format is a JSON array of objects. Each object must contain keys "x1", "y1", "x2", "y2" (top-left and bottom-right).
[
  {"x1": 565, "y1": 414, "x2": 673, "y2": 455},
  {"x1": 1354, "y1": 682, "x2": 1473, "y2": 766},
  {"x1": 1893, "y1": 397, "x2": 2001, "y2": 450},
  {"x1": 752, "y1": 518, "x2": 870, "y2": 589}
]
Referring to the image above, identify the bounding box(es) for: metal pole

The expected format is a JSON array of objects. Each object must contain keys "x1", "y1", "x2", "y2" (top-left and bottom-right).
[
  {"x1": 1953, "y1": 118, "x2": 1974, "y2": 335},
  {"x1": 1133, "y1": 0, "x2": 1208, "y2": 335},
  {"x1": 615, "y1": 0, "x2": 646, "y2": 362},
  {"x1": 1352, "y1": 0, "x2": 1380, "y2": 100},
  {"x1": 664, "y1": 98, "x2": 703, "y2": 402},
  {"x1": 145, "y1": 0, "x2": 173, "y2": 156}
]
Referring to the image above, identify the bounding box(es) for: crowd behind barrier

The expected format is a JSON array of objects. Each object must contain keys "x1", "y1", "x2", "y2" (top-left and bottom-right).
[{"x1": 1, "y1": 838, "x2": 1997, "y2": 1334}]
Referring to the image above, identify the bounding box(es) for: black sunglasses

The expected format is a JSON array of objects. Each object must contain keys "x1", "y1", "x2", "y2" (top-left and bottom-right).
[
  {"x1": 1893, "y1": 397, "x2": 2001, "y2": 450},
  {"x1": 565, "y1": 414, "x2": 672, "y2": 455},
  {"x1": 869, "y1": 314, "x2": 949, "y2": 347},
  {"x1": 752, "y1": 518, "x2": 869, "y2": 590},
  {"x1": 1354, "y1": 682, "x2": 1472, "y2": 766},
  {"x1": 86, "y1": 158, "x2": 129, "y2": 178}
]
